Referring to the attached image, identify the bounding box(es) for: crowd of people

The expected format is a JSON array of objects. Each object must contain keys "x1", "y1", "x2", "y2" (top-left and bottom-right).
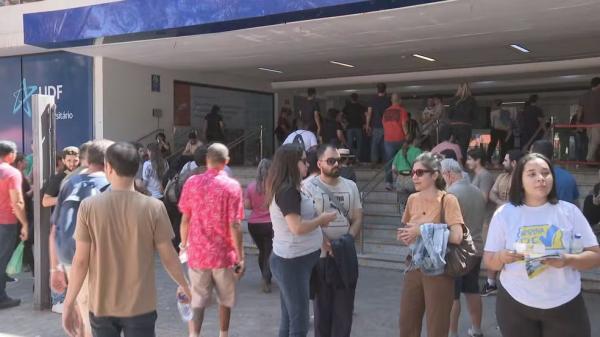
[{"x1": 0, "y1": 77, "x2": 599, "y2": 337}]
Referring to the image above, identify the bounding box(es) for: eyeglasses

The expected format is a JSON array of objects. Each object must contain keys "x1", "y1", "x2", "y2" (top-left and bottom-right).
[
  {"x1": 320, "y1": 158, "x2": 342, "y2": 166},
  {"x1": 411, "y1": 169, "x2": 434, "y2": 177}
]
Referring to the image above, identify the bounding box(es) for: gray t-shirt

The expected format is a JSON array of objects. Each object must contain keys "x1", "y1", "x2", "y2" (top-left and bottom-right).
[
  {"x1": 448, "y1": 178, "x2": 486, "y2": 255},
  {"x1": 269, "y1": 186, "x2": 323, "y2": 259},
  {"x1": 302, "y1": 176, "x2": 362, "y2": 257},
  {"x1": 472, "y1": 168, "x2": 496, "y2": 221}
]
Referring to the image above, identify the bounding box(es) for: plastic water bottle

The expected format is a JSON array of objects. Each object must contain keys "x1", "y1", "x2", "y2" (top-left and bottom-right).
[
  {"x1": 570, "y1": 233, "x2": 584, "y2": 254},
  {"x1": 177, "y1": 293, "x2": 193, "y2": 322}
]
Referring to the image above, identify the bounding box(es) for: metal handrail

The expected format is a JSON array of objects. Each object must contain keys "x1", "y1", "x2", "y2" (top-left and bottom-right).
[
  {"x1": 135, "y1": 128, "x2": 165, "y2": 144},
  {"x1": 359, "y1": 157, "x2": 394, "y2": 202}
]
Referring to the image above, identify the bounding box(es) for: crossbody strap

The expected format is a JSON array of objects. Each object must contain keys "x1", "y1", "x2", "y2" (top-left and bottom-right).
[
  {"x1": 310, "y1": 177, "x2": 350, "y2": 220},
  {"x1": 440, "y1": 193, "x2": 447, "y2": 224}
]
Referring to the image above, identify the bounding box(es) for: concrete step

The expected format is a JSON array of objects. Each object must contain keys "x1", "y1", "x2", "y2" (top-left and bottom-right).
[
  {"x1": 363, "y1": 191, "x2": 399, "y2": 203},
  {"x1": 363, "y1": 202, "x2": 401, "y2": 215},
  {"x1": 362, "y1": 238, "x2": 408, "y2": 256},
  {"x1": 362, "y1": 224, "x2": 399, "y2": 241},
  {"x1": 364, "y1": 212, "x2": 401, "y2": 226}
]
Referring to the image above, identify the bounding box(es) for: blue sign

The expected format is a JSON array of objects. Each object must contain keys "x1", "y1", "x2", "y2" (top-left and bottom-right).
[
  {"x1": 0, "y1": 52, "x2": 93, "y2": 152},
  {"x1": 23, "y1": 0, "x2": 443, "y2": 48}
]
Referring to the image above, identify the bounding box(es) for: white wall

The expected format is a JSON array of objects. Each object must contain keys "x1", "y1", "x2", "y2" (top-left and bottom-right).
[
  {"x1": 101, "y1": 57, "x2": 272, "y2": 144},
  {"x1": 0, "y1": 0, "x2": 119, "y2": 56}
]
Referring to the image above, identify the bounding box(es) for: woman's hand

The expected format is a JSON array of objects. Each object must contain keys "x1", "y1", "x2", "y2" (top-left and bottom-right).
[
  {"x1": 542, "y1": 254, "x2": 572, "y2": 269},
  {"x1": 397, "y1": 223, "x2": 420, "y2": 245},
  {"x1": 498, "y1": 250, "x2": 524, "y2": 264},
  {"x1": 318, "y1": 211, "x2": 337, "y2": 227}
]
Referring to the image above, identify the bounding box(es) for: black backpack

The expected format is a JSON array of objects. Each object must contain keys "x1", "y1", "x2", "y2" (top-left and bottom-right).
[{"x1": 293, "y1": 132, "x2": 306, "y2": 149}]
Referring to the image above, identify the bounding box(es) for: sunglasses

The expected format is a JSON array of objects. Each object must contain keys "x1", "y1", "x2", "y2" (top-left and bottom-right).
[
  {"x1": 321, "y1": 158, "x2": 342, "y2": 166},
  {"x1": 411, "y1": 169, "x2": 434, "y2": 177}
]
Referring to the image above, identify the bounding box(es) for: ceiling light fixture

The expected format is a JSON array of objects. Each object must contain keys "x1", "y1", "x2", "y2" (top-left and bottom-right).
[
  {"x1": 412, "y1": 54, "x2": 436, "y2": 62},
  {"x1": 258, "y1": 67, "x2": 283, "y2": 74},
  {"x1": 502, "y1": 101, "x2": 526, "y2": 105},
  {"x1": 330, "y1": 61, "x2": 355, "y2": 68},
  {"x1": 510, "y1": 44, "x2": 530, "y2": 53}
]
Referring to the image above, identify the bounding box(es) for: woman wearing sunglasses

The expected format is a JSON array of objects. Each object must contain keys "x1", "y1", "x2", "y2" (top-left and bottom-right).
[
  {"x1": 397, "y1": 152, "x2": 465, "y2": 337},
  {"x1": 265, "y1": 144, "x2": 337, "y2": 337},
  {"x1": 484, "y1": 153, "x2": 600, "y2": 337}
]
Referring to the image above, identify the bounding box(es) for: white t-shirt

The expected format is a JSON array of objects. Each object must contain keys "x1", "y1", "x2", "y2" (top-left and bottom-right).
[
  {"x1": 485, "y1": 201, "x2": 598, "y2": 309},
  {"x1": 302, "y1": 176, "x2": 362, "y2": 257},
  {"x1": 283, "y1": 130, "x2": 318, "y2": 150},
  {"x1": 142, "y1": 161, "x2": 168, "y2": 199}
]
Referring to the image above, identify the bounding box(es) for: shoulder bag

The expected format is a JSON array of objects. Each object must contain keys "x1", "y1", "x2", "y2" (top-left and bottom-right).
[{"x1": 441, "y1": 193, "x2": 479, "y2": 277}]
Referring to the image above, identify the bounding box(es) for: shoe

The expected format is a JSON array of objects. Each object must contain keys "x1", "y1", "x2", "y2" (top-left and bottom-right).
[
  {"x1": 0, "y1": 297, "x2": 21, "y2": 309},
  {"x1": 52, "y1": 302, "x2": 64, "y2": 314},
  {"x1": 6, "y1": 275, "x2": 16, "y2": 283},
  {"x1": 262, "y1": 281, "x2": 272, "y2": 294},
  {"x1": 480, "y1": 281, "x2": 498, "y2": 297},
  {"x1": 385, "y1": 183, "x2": 393, "y2": 191},
  {"x1": 468, "y1": 328, "x2": 484, "y2": 337}
]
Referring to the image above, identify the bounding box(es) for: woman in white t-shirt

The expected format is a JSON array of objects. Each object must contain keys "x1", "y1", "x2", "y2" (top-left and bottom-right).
[
  {"x1": 264, "y1": 144, "x2": 336, "y2": 337},
  {"x1": 142, "y1": 143, "x2": 169, "y2": 199},
  {"x1": 484, "y1": 153, "x2": 600, "y2": 337}
]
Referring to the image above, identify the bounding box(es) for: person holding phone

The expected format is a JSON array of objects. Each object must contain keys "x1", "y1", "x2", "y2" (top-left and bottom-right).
[
  {"x1": 265, "y1": 144, "x2": 336, "y2": 337},
  {"x1": 484, "y1": 153, "x2": 600, "y2": 337},
  {"x1": 178, "y1": 143, "x2": 245, "y2": 337}
]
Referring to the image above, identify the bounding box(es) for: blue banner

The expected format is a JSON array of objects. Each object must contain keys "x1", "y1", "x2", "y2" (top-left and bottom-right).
[
  {"x1": 23, "y1": 0, "x2": 442, "y2": 48},
  {"x1": 0, "y1": 52, "x2": 93, "y2": 152}
]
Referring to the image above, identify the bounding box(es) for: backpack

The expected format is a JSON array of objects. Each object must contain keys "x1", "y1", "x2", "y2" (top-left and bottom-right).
[
  {"x1": 54, "y1": 177, "x2": 110, "y2": 263},
  {"x1": 164, "y1": 165, "x2": 204, "y2": 205},
  {"x1": 293, "y1": 132, "x2": 306, "y2": 149}
]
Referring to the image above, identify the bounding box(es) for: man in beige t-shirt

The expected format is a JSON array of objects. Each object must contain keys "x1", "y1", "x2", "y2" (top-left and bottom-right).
[{"x1": 62, "y1": 142, "x2": 191, "y2": 337}]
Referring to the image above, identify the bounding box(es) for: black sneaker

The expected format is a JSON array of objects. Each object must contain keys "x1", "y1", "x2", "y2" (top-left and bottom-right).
[
  {"x1": 0, "y1": 297, "x2": 21, "y2": 309},
  {"x1": 6, "y1": 276, "x2": 17, "y2": 283},
  {"x1": 481, "y1": 281, "x2": 498, "y2": 297}
]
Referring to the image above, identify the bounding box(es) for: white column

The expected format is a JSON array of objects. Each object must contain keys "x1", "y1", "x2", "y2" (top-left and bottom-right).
[{"x1": 93, "y1": 56, "x2": 104, "y2": 139}]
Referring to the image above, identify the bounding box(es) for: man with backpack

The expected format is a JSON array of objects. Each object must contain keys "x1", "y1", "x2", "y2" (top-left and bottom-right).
[
  {"x1": 49, "y1": 139, "x2": 112, "y2": 337},
  {"x1": 283, "y1": 121, "x2": 318, "y2": 151}
]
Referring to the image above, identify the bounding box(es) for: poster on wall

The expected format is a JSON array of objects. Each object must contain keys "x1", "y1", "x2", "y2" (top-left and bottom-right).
[
  {"x1": 22, "y1": 52, "x2": 93, "y2": 151},
  {"x1": 0, "y1": 57, "x2": 24, "y2": 150}
]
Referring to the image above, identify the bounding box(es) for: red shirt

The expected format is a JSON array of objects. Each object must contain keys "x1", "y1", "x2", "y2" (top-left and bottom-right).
[
  {"x1": 178, "y1": 168, "x2": 244, "y2": 269},
  {"x1": 0, "y1": 163, "x2": 22, "y2": 225},
  {"x1": 382, "y1": 104, "x2": 409, "y2": 142}
]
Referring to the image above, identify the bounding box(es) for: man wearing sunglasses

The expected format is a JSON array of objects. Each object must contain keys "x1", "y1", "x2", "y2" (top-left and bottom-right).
[{"x1": 302, "y1": 144, "x2": 363, "y2": 337}]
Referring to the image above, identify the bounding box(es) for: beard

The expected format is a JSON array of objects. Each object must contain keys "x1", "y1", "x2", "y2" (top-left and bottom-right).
[{"x1": 323, "y1": 168, "x2": 341, "y2": 178}]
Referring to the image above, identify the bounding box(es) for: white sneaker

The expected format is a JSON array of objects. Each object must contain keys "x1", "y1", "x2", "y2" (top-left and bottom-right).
[
  {"x1": 467, "y1": 327, "x2": 484, "y2": 337},
  {"x1": 51, "y1": 302, "x2": 64, "y2": 314}
]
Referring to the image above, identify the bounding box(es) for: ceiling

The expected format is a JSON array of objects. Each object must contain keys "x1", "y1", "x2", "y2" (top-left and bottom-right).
[{"x1": 65, "y1": 0, "x2": 600, "y2": 90}]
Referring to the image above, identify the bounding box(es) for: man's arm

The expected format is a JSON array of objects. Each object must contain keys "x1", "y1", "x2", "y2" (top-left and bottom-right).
[
  {"x1": 179, "y1": 213, "x2": 190, "y2": 249},
  {"x1": 365, "y1": 107, "x2": 372, "y2": 131},
  {"x1": 489, "y1": 177, "x2": 504, "y2": 207},
  {"x1": 62, "y1": 240, "x2": 90, "y2": 337},
  {"x1": 230, "y1": 221, "x2": 244, "y2": 265},
  {"x1": 42, "y1": 194, "x2": 58, "y2": 208},
  {"x1": 348, "y1": 208, "x2": 363, "y2": 238},
  {"x1": 156, "y1": 241, "x2": 191, "y2": 296},
  {"x1": 314, "y1": 110, "x2": 322, "y2": 135},
  {"x1": 9, "y1": 189, "x2": 28, "y2": 240}
]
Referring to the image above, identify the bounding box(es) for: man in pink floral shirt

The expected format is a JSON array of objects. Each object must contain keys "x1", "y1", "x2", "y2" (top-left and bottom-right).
[{"x1": 179, "y1": 143, "x2": 244, "y2": 337}]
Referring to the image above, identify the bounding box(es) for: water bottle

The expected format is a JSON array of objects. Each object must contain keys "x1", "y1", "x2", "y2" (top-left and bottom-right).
[
  {"x1": 570, "y1": 233, "x2": 584, "y2": 254},
  {"x1": 177, "y1": 293, "x2": 193, "y2": 322}
]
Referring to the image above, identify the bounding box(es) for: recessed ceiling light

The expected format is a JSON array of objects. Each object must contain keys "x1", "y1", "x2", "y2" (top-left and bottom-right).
[
  {"x1": 412, "y1": 54, "x2": 436, "y2": 62},
  {"x1": 343, "y1": 89, "x2": 358, "y2": 92},
  {"x1": 502, "y1": 101, "x2": 526, "y2": 105},
  {"x1": 258, "y1": 67, "x2": 283, "y2": 74},
  {"x1": 510, "y1": 44, "x2": 530, "y2": 53},
  {"x1": 330, "y1": 61, "x2": 355, "y2": 68}
]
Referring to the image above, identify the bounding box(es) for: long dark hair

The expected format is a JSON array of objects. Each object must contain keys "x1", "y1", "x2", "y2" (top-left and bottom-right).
[
  {"x1": 147, "y1": 143, "x2": 167, "y2": 179},
  {"x1": 264, "y1": 144, "x2": 304, "y2": 205},
  {"x1": 255, "y1": 159, "x2": 272, "y2": 194},
  {"x1": 509, "y1": 153, "x2": 558, "y2": 206},
  {"x1": 413, "y1": 152, "x2": 446, "y2": 190}
]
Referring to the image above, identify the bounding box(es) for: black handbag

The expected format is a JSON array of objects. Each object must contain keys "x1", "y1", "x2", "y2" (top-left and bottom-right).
[{"x1": 440, "y1": 193, "x2": 479, "y2": 277}]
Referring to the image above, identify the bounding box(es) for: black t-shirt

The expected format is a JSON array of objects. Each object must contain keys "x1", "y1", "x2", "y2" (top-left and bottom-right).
[
  {"x1": 44, "y1": 171, "x2": 67, "y2": 197},
  {"x1": 343, "y1": 102, "x2": 365, "y2": 129},
  {"x1": 205, "y1": 112, "x2": 224, "y2": 140},
  {"x1": 275, "y1": 186, "x2": 301, "y2": 216},
  {"x1": 299, "y1": 99, "x2": 320, "y2": 133},
  {"x1": 521, "y1": 105, "x2": 545, "y2": 132},
  {"x1": 321, "y1": 119, "x2": 343, "y2": 145},
  {"x1": 448, "y1": 96, "x2": 478, "y2": 123},
  {"x1": 369, "y1": 95, "x2": 391, "y2": 129}
]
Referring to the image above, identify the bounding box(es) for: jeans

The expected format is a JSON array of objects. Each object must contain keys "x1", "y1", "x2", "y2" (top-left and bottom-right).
[
  {"x1": 313, "y1": 258, "x2": 356, "y2": 337},
  {"x1": 384, "y1": 141, "x2": 403, "y2": 185},
  {"x1": 575, "y1": 131, "x2": 588, "y2": 161},
  {"x1": 346, "y1": 128, "x2": 363, "y2": 159},
  {"x1": 496, "y1": 286, "x2": 590, "y2": 337},
  {"x1": 89, "y1": 311, "x2": 157, "y2": 337},
  {"x1": 270, "y1": 250, "x2": 320, "y2": 337},
  {"x1": 248, "y1": 222, "x2": 274, "y2": 283},
  {"x1": 370, "y1": 128, "x2": 385, "y2": 163},
  {"x1": 0, "y1": 224, "x2": 18, "y2": 301}
]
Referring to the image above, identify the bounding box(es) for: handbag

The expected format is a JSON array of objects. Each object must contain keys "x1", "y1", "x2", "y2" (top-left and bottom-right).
[{"x1": 440, "y1": 193, "x2": 479, "y2": 277}]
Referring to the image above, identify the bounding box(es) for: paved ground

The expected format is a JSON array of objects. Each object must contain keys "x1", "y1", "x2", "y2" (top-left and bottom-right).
[{"x1": 2, "y1": 257, "x2": 600, "y2": 337}]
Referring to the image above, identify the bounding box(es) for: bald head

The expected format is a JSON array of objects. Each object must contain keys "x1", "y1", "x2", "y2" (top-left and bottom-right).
[{"x1": 206, "y1": 143, "x2": 230, "y2": 167}]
